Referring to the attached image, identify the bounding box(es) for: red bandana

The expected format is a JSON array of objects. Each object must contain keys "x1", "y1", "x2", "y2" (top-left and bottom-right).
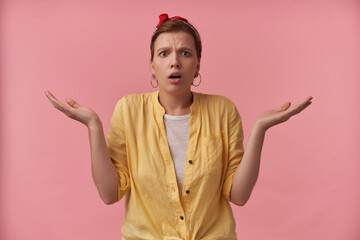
[{"x1": 155, "y1": 13, "x2": 189, "y2": 28}]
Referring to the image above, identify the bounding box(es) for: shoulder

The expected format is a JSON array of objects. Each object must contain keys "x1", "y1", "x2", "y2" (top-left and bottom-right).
[
  {"x1": 195, "y1": 92, "x2": 242, "y2": 122},
  {"x1": 195, "y1": 92, "x2": 237, "y2": 109},
  {"x1": 114, "y1": 91, "x2": 154, "y2": 109}
]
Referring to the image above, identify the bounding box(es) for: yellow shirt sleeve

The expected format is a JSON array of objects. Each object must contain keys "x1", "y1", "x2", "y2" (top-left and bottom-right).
[
  {"x1": 106, "y1": 96, "x2": 131, "y2": 202},
  {"x1": 222, "y1": 101, "x2": 245, "y2": 201}
]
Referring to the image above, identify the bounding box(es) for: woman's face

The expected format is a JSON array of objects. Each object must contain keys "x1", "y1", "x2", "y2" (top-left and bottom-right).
[{"x1": 150, "y1": 31, "x2": 200, "y2": 96}]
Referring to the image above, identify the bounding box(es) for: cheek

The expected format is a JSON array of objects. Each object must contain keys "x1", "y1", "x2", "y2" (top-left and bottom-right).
[
  {"x1": 152, "y1": 62, "x2": 164, "y2": 74},
  {"x1": 189, "y1": 63, "x2": 198, "y2": 73}
]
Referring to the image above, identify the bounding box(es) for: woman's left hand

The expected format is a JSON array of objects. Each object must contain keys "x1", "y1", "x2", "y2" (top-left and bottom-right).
[{"x1": 255, "y1": 96, "x2": 313, "y2": 131}]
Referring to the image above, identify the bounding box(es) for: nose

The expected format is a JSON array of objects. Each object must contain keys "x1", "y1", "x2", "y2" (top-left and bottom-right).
[
  {"x1": 170, "y1": 54, "x2": 181, "y2": 68},
  {"x1": 171, "y1": 63, "x2": 180, "y2": 68}
]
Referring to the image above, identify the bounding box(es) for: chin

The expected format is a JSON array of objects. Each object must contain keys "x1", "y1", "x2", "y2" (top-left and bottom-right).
[{"x1": 161, "y1": 85, "x2": 191, "y2": 95}]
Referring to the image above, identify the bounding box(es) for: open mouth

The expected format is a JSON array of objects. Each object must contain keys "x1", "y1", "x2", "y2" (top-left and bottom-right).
[
  {"x1": 168, "y1": 74, "x2": 182, "y2": 84},
  {"x1": 169, "y1": 75, "x2": 182, "y2": 79}
]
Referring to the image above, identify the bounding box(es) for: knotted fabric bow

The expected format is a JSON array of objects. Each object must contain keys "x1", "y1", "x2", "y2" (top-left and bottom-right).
[{"x1": 155, "y1": 13, "x2": 189, "y2": 28}]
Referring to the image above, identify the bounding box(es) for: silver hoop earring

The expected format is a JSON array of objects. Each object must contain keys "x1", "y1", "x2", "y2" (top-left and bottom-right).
[
  {"x1": 192, "y1": 73, "x2": 202, "y2": 87},
  {"x1": 150, "y1": 74, "x2": 159, "y2": 88}
]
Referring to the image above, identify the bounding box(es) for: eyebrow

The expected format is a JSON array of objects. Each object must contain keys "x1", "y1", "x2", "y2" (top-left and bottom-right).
[{"x1": 156, "y1": 47, "x2": 194, "y2": 53}]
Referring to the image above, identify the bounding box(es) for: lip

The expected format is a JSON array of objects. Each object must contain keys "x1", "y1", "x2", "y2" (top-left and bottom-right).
[
  {"x1": 169, "y1": 77, "x2": 182, "y2": 84},
  {"x1": 168, "y1": 71, "x2": 182, "y2": 76},
  {"x1": 168, "y1": 72, "x2": 182, "y2": 84}
]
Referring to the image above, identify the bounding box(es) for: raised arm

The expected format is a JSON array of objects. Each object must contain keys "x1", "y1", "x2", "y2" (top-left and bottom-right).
[
  {"x1": 45, "y1": 90, "x2": 119, "y2": 204},
  {"x1": 230, "y1": 96, "x2": 313, "y2": 206}
]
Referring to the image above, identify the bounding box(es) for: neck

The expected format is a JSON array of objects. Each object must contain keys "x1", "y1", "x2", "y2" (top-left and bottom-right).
[{"x1": 158, "y1": 90, "x2": 193, "y2": 116}]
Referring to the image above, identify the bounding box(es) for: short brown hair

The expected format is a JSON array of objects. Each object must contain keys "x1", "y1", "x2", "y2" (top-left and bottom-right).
[{"x1": 150, "y1": 19, "x2": 202, "y2": 61}]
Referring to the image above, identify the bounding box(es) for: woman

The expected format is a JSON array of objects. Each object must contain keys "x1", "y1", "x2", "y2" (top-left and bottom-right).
[{"x1": 45, "y1": 13, "x2": 312, "y2": 240}]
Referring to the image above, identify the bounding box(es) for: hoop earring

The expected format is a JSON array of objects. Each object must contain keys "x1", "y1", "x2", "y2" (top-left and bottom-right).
[
  {"x1": 150, "y1": 74, "x2": 159, "y2": 88},
  {"x1": 192, "y1": 73, "x2": 202, "y2": 87}
]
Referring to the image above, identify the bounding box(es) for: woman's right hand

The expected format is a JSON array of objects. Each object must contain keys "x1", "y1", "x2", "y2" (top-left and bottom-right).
[{"x1": 45, "y1": 90, "x2": 100, "y2": 127}]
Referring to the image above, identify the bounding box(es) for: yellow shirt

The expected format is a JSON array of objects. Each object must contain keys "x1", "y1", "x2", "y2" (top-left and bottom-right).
[{"x1": 106, "y1": 90, "x2": 244, "y2": 240}]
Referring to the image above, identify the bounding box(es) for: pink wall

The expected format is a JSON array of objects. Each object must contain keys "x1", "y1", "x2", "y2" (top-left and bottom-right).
[{"x1": 1, "y1": 0, "x2": 359, "y2": 239}]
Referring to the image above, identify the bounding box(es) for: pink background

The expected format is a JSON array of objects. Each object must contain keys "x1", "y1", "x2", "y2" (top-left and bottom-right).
[{"x1": 1, "y1": 0, "x2": 359, "y2": 239}]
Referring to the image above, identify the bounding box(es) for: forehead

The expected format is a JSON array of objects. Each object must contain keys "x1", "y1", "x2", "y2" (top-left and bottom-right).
[{"x1": 154, "y1": 31, "x2": 196, "y2": 49}]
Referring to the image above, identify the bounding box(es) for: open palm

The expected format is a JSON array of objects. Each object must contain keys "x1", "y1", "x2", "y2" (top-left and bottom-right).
[
  {"x1": 256, "y1": 96, "x2": 313, "y2": 131},
  {"x1": 45, "y1": 90, "x2": 99, "y2": 127}
]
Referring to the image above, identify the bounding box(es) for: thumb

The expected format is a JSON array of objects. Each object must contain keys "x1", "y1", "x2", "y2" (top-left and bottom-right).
[
  {"x1": 275, "y1": 102, "x2": 291, "y2": 112},
  {"x1": 66, "y1": 97, "x2": 81, "y2": 109}
]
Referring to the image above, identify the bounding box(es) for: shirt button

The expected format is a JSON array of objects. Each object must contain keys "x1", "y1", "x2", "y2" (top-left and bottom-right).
[
  {"x1": 188, "y1": 160, "x2": 193, "y2": 164},
  {"x1": 180, "y1": 216, "x2": 184, "y2": 220},
  {"x1": 186, "y1": 190, "x2": 190, "y2": 194}
]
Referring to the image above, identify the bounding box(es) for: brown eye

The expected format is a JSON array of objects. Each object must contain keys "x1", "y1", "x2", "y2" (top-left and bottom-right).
[
  {"x1": 182, "y1": 51, "x2": 191, "y2": 56},
  {"x1": 159, "y1": 51, "x2": 168, "y2": 57}
]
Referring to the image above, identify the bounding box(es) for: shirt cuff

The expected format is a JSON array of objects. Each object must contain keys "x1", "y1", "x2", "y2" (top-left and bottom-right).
[{"x1": 222, "y1": 172, "x2": 235, "y2": 202}]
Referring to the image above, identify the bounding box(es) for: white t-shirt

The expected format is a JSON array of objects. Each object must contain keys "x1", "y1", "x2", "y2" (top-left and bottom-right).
[{"x1": 163, "y1": 113, "x2": 190, "y2": 198}]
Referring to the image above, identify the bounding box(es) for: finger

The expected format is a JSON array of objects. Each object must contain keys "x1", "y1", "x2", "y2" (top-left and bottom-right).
[
  {"x1": 274, "y1": 102, "x2": 291, "y2": 112},
  {"x1": 287, "y1": 97, "x2": 313, "y2": 116},
  {"x1": 66, "y1": 97, "x2": 81, "y2": 109},
  {"x1": 45, "y1": 90, "x2": 57, "y2": 102},
  {"x1": 45, "y1": 90, "x2": 72, "y2": 112},
  {"x1": 45, "y1": 90, "x2": 64, "y2": 104},
  {"x1": 45, "y1": 90, "x2": 62, "y2": 106},
  {"x1": 297, "y1": 96, "x2": 313, "y2": 107}
]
